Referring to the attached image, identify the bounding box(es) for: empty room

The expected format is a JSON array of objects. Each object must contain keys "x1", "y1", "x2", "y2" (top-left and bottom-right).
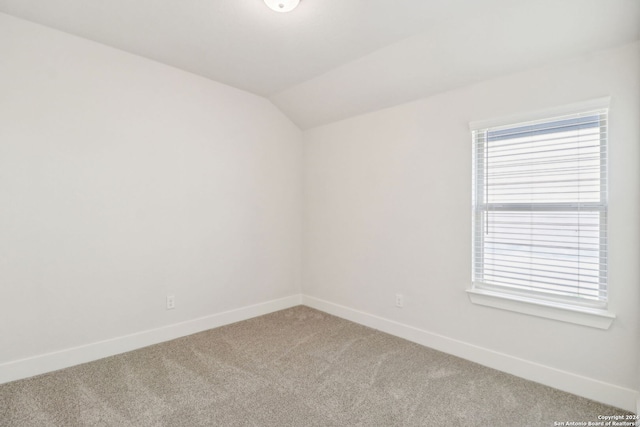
[{"x1": 0, "y1": 0, "x2": 638, "y2": 425}]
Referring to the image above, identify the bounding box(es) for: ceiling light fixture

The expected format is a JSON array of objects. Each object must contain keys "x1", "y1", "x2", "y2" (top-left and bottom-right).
[{"x1": 264, "y1": 0, "x2": 300, "y2": 13}]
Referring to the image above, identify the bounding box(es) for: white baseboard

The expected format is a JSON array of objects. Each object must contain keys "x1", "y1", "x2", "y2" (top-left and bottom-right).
[
  {"x1": 302, "y1": 295, "x2": 638, "y2": 413},
  {"x1": 3, "y1": 293, "x2": 636, "y2": 413},
  {"x1": 0, "y1": 294, "x2": 302, "y2": 385}
]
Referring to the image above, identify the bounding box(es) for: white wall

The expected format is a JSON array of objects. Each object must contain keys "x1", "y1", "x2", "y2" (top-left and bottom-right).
[
  {"x1": 303, "y1": 42, "x2": 640, "y2": 410},
  {"x1": 0, "y1": 13, "x2": 302, "y2": 373}
]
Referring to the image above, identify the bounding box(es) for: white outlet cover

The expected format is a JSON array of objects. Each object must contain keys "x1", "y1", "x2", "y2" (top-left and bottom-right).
[{"x1": 166, "y1": 295, "x2": 175, "y2": 309}]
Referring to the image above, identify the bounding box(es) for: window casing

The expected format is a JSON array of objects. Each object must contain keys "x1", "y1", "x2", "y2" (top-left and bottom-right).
[{"x1": 472, "y1": 108, "x2": 608, "y2": 310}]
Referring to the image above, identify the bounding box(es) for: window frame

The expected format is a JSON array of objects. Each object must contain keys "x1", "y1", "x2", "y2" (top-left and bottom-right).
[{"x1": 467, "y1": 98, "x2": 615, "y2": 329}]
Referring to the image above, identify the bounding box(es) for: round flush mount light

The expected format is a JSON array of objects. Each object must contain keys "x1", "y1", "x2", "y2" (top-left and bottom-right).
[{"x1": 264, "y1": 0, "x2": 300, "y2": 13}]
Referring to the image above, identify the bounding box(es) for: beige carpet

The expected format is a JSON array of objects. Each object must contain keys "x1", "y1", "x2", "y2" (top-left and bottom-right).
[{"x1": 0, "y1": 306, "x2": 631, "y2": 426}]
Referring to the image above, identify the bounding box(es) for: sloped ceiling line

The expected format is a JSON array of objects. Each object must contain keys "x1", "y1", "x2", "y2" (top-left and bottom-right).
[{"x1": 0, "y1": 0, "x2": 637, "y2": 129}]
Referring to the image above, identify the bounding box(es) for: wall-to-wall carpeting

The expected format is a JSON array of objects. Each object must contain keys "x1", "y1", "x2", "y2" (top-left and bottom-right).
[{"x1": 0, "y1": 306, "x2": 630, "y2": 426}]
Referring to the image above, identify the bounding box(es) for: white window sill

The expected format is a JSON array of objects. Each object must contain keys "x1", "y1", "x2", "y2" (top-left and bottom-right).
[{"x1": 466, "y1": 288, "x2": 616, "y2": 330}]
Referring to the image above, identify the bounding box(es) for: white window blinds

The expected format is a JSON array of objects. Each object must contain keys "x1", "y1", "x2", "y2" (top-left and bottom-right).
[{"x1": 472, "y1": 109, "x2": 608, "y2": 307}]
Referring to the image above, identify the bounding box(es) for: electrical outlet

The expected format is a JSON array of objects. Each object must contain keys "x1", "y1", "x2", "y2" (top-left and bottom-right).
[
  {"x1": 166, "y1": 295, "x2": 175, "y2": 310},
  {"x1": 395, "y1": 293, "x2": 404, "y2": 308}
]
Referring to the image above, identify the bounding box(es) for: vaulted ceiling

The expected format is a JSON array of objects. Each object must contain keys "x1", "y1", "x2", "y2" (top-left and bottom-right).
[{"x1": 0, "y1": 0, "x2": 638, "y2": 129}]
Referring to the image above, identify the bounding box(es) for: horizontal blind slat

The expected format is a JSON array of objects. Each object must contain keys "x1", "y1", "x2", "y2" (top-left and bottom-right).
[{"x1": 472, "y1": 108, "x2": 608, "y2": 306}]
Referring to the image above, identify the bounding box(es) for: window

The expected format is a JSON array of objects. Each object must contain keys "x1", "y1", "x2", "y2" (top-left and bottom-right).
[{"x1": 469, "y1": 101, "x2": 614, "y2": 328}]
